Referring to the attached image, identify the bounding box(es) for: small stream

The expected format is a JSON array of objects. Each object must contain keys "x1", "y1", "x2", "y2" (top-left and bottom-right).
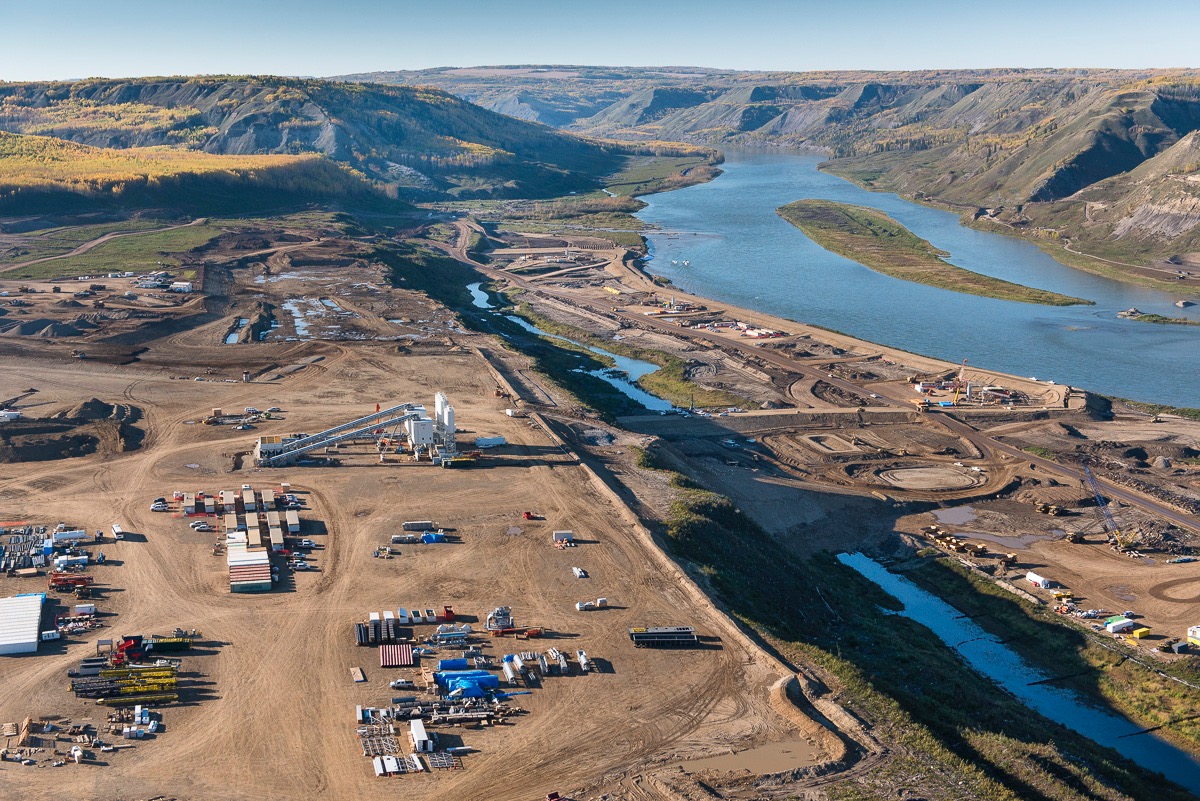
[
  {"x1": 838, "y1": 552, "x2": 1200, "y2": 787},
  {"x1": 467, "y1": 281, "x2": 672, "y2": 411}
]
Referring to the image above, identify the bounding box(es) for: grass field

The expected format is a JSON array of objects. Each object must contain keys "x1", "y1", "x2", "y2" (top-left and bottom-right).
[
  {"x1": 0, "y1": 219, "x2": 169, "y2": 265},
  {"x1": 5, "y1": 223, "x2": 222, "y2": 279},
  {"x1": 778, "y1": 199, "x2": 1092, "y2": 306}
]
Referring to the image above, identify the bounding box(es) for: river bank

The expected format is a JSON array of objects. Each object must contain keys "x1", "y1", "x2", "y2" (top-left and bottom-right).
[{"x1": 636, "y1": 151, "x2": 1200, "y2": 408}]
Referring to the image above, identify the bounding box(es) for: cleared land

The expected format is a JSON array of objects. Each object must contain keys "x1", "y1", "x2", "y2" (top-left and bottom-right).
[
  {"x1": 1, "y1": 204, "x2": 1198, "y2": 800},
  {"x1": 777, "y1": 199, "x2": 1091, "y2": 306}
]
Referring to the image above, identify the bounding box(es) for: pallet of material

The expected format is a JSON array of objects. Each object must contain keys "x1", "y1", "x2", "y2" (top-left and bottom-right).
[
  {"x1": 379, "y1": 643, "x2": 414, "y2": 668},
  {"x1": 351, "y1": 667, "x2": 366, "y2": 683}
]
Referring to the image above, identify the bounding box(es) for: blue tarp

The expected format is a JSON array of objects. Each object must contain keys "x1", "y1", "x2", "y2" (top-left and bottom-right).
[
  {"x1": 432, "y1": 670, "x2": 499, "y2": 689},
  {"x1": 437, "y1": 658, "x2": 469, "y2": 671},
  {"x1": 444, "y1": 678, "x2": 490, "y2": 698},
  {"x1": 421, "y1": 531, "x2": 446, "y2": 544}
]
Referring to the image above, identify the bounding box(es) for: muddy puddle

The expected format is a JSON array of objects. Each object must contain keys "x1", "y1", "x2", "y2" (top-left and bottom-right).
[{"x1": 676, "y1": 738, "x2": 821, "y2": 776}]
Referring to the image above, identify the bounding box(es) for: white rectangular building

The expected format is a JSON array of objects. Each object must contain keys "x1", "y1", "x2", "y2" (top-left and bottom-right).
[{"x1": 0, "y1": 594, "x2": 44, "y2": 655}]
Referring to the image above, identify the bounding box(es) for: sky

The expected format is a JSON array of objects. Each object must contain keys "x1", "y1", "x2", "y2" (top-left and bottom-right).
[{"x1": 1, "y1": 0, "x2": 1197, "y2": 81}]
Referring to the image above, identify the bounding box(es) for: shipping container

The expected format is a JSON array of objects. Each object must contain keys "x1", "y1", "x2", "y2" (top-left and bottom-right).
[
  {"x1": 204, "y1": 497, "x2": 216, "y2": 514},
  {"x1": 242, "y1": 489, "x2": 256, "y2": 512},
  {"x1": 223, "y1": 513, "x2": 239, "y2": 534},
  {"x1": 402, "y1": 521, "x2": 433, "y2": 532},
  {"x1": 285, "y1": 509, "x2": 300, "y2": 533},
  {"x1": 1025, "y1": 571, "x2": 1052, "y2": 589},
  {"x1": 409, "y1": 719, "x2": 433, "y2": 752}
]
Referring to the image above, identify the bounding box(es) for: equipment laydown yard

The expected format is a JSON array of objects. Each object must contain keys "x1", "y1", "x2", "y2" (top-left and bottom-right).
[{"x1": 0, "y1": 343, "x2": 830, "y2": 801}]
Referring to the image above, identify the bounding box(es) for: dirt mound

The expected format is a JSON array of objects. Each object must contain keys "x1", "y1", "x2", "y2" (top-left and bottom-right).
[
  {"x1": 70, "y1": 316, "x2": 100, "y2": 330},
  {"x1": 59, "y1": 397, "x2": 120, "y2": 420},
  {"x1": 0, "y1": 318, "x2": 83, "y2": 337},
  {"x1": 54, "y1": 299, "x2": 85, "y2": 308}
]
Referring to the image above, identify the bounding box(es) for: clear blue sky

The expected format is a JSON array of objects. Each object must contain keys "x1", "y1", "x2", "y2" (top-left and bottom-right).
[{"x1": 1, "y1": 0, "x2": 1196, "y2": 81}]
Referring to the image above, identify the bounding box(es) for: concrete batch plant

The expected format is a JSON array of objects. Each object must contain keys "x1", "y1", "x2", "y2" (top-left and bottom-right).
[{"x1": 253, "y1": 393, "x2": 458, "y2": 467}]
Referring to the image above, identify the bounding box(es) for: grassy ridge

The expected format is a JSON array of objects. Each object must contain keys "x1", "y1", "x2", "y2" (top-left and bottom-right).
[{"x1": 778, "y1": 199, "x2": 1092, "y2": 306}]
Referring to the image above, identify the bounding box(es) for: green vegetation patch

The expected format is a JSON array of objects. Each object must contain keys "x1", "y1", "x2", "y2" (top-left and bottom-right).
[
  {"x1": 10, "y1": 223, "x2": 222, "y2": 279},
  {"x1": 1131, "y1": 313, "x2": 1200, "y2": 326},
  {"x1": 778, "y1": 199, "x2": 1092, "y2": 306},
  {"x1": 0, "y1": 218, "x2": 168, "y2": 265},
  {"x1": 604, "y1": 152, "x2": 721, "y2": 197}
]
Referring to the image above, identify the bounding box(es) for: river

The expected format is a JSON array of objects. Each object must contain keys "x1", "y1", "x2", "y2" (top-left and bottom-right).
[
  {"x1": 637, "y1": 152, "x2": 1200, "y2": 407},
  {"x1": 839, "y1": 552, "x2": 1200, "y2": 787}
]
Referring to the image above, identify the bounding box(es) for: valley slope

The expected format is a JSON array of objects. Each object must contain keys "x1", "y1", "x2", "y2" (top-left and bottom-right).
[{"x1": 345, "y1": 66, "x2": 1200, "y2": 285}]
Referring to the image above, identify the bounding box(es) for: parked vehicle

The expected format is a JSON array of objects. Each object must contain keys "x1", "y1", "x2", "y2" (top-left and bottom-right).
[{"x1": 149, "y1": 503, "x2": 168, "y2": 512}]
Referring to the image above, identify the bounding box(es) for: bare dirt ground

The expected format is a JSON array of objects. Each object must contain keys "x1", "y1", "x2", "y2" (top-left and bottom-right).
[
  {"x1": 0, "y1": 350, "x2": 836, "y2": 800},
  {"x1": 0, "y1": 216, "x2": 859, "y2": 800}
]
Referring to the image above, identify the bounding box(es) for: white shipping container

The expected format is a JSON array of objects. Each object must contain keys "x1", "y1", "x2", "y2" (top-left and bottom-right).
[{"x1": 1025, "y1": 571, "x2": 1051, "y2": 589}]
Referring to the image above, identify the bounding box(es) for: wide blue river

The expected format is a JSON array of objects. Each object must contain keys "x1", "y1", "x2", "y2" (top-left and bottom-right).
[{"x1": 637, "y1": 151, "x2": 1200, "y2": 407}]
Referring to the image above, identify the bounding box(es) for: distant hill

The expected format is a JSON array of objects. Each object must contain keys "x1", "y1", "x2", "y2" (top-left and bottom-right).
[
  {"x1": 0, "y1": 130, "x2": 376, "y2": 214},
  {"x1": 345, "y1": 66, "x2": 1200, "y2": 269},
  {"x1": 0, "y1": 76, "x2": 628, "y2": 200}
]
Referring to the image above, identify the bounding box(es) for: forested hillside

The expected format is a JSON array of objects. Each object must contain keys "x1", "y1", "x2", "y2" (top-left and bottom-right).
[{"x1": 0, "y1": 77, "x2": 630, "y2": 199}]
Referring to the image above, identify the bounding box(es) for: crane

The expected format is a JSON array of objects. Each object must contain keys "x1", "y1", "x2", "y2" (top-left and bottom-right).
[
  {"x1": 1081, "y1": 463, "x2": 1137, "y2": 549},
  {"x1": 952, "y1": 359, "x2": 968, "y2": 406}
]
